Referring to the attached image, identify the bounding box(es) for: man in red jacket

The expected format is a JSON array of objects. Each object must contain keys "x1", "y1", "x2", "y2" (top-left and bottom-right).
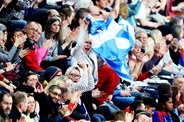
[{"x1": 22, "y1": 21, "x2": 52, "y2": 71}]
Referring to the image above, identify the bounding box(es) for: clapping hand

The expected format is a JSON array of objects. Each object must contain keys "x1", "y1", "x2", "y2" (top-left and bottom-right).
[
  {"x1": 19, "y1": 48, "x2": 30, "y2": 58},
  {"x1": 42, "y1": 39, "x2": 55, "y2": 49}
]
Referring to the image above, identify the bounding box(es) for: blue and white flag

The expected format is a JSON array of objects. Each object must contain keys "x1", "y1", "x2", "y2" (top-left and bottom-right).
[{"x1": 87, "y1": 15, "x2": 135, "y2": 82}]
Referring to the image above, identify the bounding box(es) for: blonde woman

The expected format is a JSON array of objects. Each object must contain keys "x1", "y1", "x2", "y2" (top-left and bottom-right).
[
  {"x1": 65, "y1": 60, "x2": 94, "y2": 93},
  {"x1": 44, "y1": 75, "x2": 69, "y2": 93}
]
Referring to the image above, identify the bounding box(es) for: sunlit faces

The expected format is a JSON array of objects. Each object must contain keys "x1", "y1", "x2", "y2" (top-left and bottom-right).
[
  {"x1": 69, "y1": 69, "x2": 81, "y2": 82},
  {"x1": 51, "y1": 20, "x2": 60, "y2": 34},
  {"x1": 132, "y1": 45, "x2": 141, "y2": 56},
  {"x1": 0, "y1": 95, "x2": 12, "y2": 115},
  {"x1": 136, "y1": 32, "x2": 148, "y2": 48},
  {"x1": 26, "y1": 75, "x2": 39, "y2": 89},
  {"x1": 96, "y1": 0, "x2": 108, "y2": 9},
  {"x1": 49, "y1": 88, "x2": 61, "y2": 103},
  {"x1": 82, "y1": 39, "x2": 92, "y2": 55},
  {"x1": 27, "y1": 96, "x2": 36, "y2": 113}
]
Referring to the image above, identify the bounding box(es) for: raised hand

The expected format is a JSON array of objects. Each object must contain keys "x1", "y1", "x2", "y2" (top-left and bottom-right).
[
  {"x1": 19, "y1": 48, "x2": 30, "y2": 58},
  {"x1": 42, "y1": 39, "x2": 55, "y2": 49},
  {"x1": 70, "y1": 90, "x2": 82, "y2": 103},
  {"x1": 66, "y1": 27, "x2": 80, "y2": 43},
  {"x1": 77, "y1": 60, "x2": 87, "y2": 69},
  {"x1": 92, "y1": 88, "x2": 105, "y2": 98},
  {"x1": 35, "y1": 81, "x2": 43, "y2": 93},
  {"x1": 5, "y1": 64, "x2": 16, "y2": 72},
  {"x1": 14, "y1": 34, "x2": 27, "y2": 47},
  {"x1": 55, "y1": 55, "x2": 67, "y2": 60},
  {"x1": 16, "y1": 116, "x2": 26, "y2": 122}
]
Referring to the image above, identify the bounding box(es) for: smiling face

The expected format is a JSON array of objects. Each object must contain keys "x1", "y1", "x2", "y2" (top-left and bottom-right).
[
  {"x1": 25, "y1": 74, "x2": 39, "y2": 89},
  {"x1": 49, "y1": 88, "x2": 61, "y2": 103},
  {"x1": 82, "y1": 38, "x2": 92, "y2": 55},
  {"x1": 27, "y1": 96, "x2": 35, "y2": 114}
]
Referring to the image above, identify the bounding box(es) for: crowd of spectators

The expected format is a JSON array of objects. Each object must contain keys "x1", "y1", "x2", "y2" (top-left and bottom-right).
[{"x1": 1, "y1": 0, "x2": 184, "y2": 121}]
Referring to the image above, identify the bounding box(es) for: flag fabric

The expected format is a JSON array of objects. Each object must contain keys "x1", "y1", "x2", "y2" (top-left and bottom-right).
[
  {"x1": 81, "y1": 103, "x2": 90, "y2": 121},
  {"x1": 87, "y1": 15, "x2": 135, "y2": 82}
]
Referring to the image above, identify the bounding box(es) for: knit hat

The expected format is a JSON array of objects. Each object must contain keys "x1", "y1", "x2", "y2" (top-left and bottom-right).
[
  {"x1": 41, "y1": 66, "x2": 62, "y2": 82},
  {"x1": 157, "y1": 25, "x2": 173, "y2": 36}
]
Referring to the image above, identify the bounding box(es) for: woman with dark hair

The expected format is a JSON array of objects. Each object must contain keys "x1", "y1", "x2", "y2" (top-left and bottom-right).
[
  {"x1": 38, "y1": 16, "x2": 71, "y2": 73},
  {"x1": 153, "y1": 94, "x2": 174, "y2": 122}
]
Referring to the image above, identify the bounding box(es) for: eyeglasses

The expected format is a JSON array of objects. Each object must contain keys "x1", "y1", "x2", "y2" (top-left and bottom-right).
[
  {"x1": 69, "y1": 73, "x2": 81, "y2": 78},
  {"x1": 136, "y1": 37, "x2": 148, "y2": 40},
  {"x1": 49, "y1": 90, "x2": 61, "y2": 97},
  {"x1": 26, "y1": 27, "x2": 41, "y2": 35}
]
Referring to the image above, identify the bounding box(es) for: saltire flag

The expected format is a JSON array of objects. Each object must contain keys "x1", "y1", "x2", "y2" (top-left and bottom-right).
[
  {"x1": 81, "y1": 103, "x2": 90, "y2": 121},
  {"x1": 87, "y1": 15, "x2": 135, "y2": 82}
]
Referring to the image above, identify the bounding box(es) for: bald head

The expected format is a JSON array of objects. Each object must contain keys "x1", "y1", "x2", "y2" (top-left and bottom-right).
[{"x1": 47, "y1": 9, "x2": 59, "y2": 20}]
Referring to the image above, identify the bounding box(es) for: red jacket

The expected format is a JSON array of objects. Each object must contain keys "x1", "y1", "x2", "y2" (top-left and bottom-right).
[
  {"x1": 23, "y1": 50, "x2": 43, "y2": 70},
  {"x1": 137, "y1": 72, "x2": 151, "y2": 81},
  {"x1": 95, "y1": 64, "x2": 120, "y2": 105}
]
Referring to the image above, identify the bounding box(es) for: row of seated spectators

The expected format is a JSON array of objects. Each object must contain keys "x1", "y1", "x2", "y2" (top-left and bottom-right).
[{"x1": 0, "y1": 0, "x2": 184, "y2": 122}]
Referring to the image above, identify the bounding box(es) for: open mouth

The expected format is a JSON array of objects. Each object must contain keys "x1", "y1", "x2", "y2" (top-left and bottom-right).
[{"x1": 85, "y1": 48, "x2": 90, "y2": 51}]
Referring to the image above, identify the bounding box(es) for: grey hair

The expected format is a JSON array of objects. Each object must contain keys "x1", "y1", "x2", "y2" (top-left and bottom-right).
[
  {"x1": 0, "y1": 31, "x2": 4, "y2": 36},
  {"x1": 173, "y1": 75, "x2": 183, "y2": 82},
  {"x1": 74, "y1": 0, "x2": 93, "y2": 12}
]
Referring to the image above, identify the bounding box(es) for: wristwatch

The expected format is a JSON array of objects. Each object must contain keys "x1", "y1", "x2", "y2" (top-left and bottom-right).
[{"x1": 6, "y1": 81, "x2": 13, "y2": 85}]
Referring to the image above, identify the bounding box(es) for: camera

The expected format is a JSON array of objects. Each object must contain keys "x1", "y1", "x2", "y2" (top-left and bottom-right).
[{"x1": 24, "y1": 38, "x2": 35, "y2": 50}]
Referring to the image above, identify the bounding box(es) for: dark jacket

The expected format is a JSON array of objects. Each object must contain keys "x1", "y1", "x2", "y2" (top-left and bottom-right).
[
  {"x1": 9, "y1": 105, "x2": 21, "y2": 122},
  {"x1": 34, "y1": 92, "x2": 61, "y2": 122}
]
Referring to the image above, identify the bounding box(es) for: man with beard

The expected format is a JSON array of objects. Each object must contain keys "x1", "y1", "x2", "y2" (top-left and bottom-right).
[
  {"x1": 34, "y1": 85, "x2": 62, "y2": 122},
  {"x1": 0, "y1": 92, "x2": 12, "y2": 121}
]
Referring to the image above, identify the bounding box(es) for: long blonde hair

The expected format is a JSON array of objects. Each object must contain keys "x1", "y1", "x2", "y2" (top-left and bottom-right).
[
  {"x1": 145, "y1": 37, "x2": 155, "y2": 58},
  {"x1": 44, "y1": 75, "x2": 68, "y2": 93},
  {"x1": 150, "y1": 29, "x2": 162, "y2": 45}
]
